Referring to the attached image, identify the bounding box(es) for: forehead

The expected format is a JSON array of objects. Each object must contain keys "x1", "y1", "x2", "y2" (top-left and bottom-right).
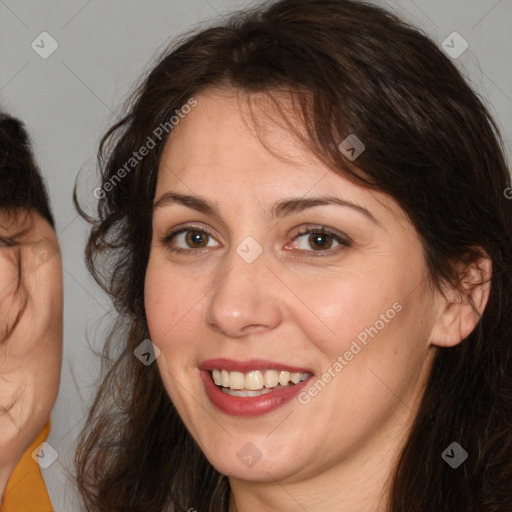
[
  {"x1": 155, "y1": 88, "x2": 405, "y2": 225},
  {"x1": 159, "y1": 88, "x2": 348, "y2": 198},
  {"x1": 160, "y1": 88, "x2": 319, "y2": 175}
]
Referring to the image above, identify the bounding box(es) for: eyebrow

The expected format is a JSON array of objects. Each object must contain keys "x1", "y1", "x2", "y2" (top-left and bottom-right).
[{"x1": 153, "y1": 192, "x2": 380, "y2": 226}]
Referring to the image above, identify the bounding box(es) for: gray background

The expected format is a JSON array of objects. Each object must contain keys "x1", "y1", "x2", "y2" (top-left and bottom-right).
[{"x1": 1, "y1": 0, "x2": 510, "y2": 509}]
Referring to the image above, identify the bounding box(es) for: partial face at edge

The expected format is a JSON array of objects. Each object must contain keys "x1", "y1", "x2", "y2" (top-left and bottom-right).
[
  {"x1": 0, "y1": 210, "x2": 62, "y2": 483},
  {"x1": 144, "y1": 88, "x2": 442, "y2": 483}
]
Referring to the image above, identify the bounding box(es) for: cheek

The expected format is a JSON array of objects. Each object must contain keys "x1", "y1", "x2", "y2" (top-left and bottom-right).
[
  {"x1": 287, "y1": 268, "x2": 407, "y2": 359},
  {"x1": 144, "y1": 257, "x2": 205, "y2": 351}
]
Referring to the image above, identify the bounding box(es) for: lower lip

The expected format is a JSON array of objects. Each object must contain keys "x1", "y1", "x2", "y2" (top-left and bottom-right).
[{"x1": 200, "y1": 370, "x2": 312, "y2": 417}]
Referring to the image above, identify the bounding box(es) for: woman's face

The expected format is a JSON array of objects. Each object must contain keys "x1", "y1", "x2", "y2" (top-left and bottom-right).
[
  {"x1": 145, "y1": 88, "x2": 443, "y2": 483},
  {"x1": 0, "y1": 210, "x2": 62, "y2": 485}
]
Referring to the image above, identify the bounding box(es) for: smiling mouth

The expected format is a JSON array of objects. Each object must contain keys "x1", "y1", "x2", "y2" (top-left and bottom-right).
[{"x1": 209, "y1": 369, "x2": 312, "y2": 397}]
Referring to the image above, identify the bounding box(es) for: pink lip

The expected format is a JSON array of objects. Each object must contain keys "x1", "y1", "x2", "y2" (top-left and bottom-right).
[
  {"x1": 199, "y1": 358, "x2": 313, "y2": 374},
  {"x1": 199, "y1": 359, "x2": 314, "y2": 417}
]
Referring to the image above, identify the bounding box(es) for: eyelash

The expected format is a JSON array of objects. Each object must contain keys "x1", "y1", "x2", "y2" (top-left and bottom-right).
[{"x1": 160, "y1": 225, "x2": 351, "y2": 257}]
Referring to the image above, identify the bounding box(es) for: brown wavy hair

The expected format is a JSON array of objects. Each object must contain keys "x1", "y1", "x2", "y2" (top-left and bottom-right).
[{"x1": 74, "y1": 0, "x2": 512, "y2": 510}]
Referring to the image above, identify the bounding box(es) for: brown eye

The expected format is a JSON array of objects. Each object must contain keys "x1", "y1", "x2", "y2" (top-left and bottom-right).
[
  {"x1": 308, "y1": 232, "x2": 334, "y2": 250},
  {"x1": 287, "y1": 227, "x2": 351, "y2": 255},
  {"x1": 162, "y1": 227, "x2": 220, "y2": 254},
  {"x1": 185, "y1": 230, "x2": 209, "y2": 248}
]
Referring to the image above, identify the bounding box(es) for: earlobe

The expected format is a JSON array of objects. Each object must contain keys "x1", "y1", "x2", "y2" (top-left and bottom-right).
[{"x1": 430, "y1": 251, "x2": 492, "y2": 348}]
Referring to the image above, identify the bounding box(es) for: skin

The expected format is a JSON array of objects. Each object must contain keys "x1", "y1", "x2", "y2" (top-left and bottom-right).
[
  {"x1": 0, "y1": 210, "x2": 62, "y2": 502},
  {"x1": 144, "y1": 88, "x2": 491, "y2": 512}
]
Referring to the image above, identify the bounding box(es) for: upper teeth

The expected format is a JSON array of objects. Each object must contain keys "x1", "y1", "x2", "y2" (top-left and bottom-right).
[{"x1": 211, "y1": 369, "x2": 310, "y2": 390}]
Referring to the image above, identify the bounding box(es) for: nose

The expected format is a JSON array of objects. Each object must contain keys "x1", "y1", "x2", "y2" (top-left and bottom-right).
[{"x1": 204, "y1": 241, "x2": 283, "y2": 338}]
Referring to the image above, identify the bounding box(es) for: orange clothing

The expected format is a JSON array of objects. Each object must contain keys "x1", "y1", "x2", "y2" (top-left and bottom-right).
[{"x1": 1, "y1": 420, "x2": 53, "y2": 512}]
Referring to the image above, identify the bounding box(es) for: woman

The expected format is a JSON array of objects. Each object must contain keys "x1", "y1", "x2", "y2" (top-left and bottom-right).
[
  {"x1": 75, "y1": 0, "x2": 512, "y2": 510},
  {"x1": 0, "y1": 113, "x2": 63, "y2": 511}
]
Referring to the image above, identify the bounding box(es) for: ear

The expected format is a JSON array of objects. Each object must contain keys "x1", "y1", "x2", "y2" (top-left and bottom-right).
[{"x1": 430, "y1": 249, "x2": 492, "y2": 348}]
